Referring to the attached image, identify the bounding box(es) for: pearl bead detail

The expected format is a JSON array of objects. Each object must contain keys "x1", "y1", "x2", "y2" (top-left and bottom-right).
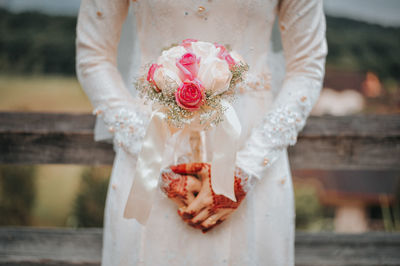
[{"x1": 92, "y1": 105, "x2": 149, "y2": 157}]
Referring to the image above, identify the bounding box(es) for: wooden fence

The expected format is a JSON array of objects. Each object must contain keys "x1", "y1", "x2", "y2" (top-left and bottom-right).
[
  {"x1": 0, "y1": 112, "x2": 400, "y2": 265},
  {"x1": 1, "y1": 228, "x2": 400, "y2": 266}
]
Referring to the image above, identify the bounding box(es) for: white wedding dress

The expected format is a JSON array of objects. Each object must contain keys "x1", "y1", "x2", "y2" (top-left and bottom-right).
[{"x1": 76, "y1": 0, "x2": 327, "y2": 265}]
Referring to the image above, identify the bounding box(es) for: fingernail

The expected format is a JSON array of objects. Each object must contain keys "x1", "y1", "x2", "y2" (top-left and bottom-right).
[{"x1": 187, "y1": 220, "x2": 198, "y2": 226}]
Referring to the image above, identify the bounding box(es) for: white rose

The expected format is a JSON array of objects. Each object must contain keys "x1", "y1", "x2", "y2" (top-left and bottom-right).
[
  {"x1": 153, "y1": 67, "x2": 182, "y2": 95},
  {"x1": 198, "y1": 57, "x2": 232, "y2": 95},
  {"x1": 191, "y1": 41, "x2": 218, "y2": 62},
  {"x1": 157, "y1": 45, "x2": 187, "y2": 73},
  {"x1": 230, "y1": 50, "x2": 245, "y2": 64}
]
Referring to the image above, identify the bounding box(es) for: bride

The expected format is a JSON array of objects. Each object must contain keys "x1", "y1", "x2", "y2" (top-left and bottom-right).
[{"x1": 76, "y1": 0, "x2": 327, "y2": 265}]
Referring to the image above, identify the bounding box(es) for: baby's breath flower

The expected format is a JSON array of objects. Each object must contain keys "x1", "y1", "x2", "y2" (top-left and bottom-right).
[{"x1": 134, "y1": 48, "x2": 249, "y2": 128}]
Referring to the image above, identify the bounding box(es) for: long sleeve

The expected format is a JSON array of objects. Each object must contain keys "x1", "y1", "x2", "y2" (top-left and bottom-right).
[
  {"x1": 76, "y1": 0, "x2": 149, "y2": 157},
  {"x1": 236, "y1": 0, "x2": 328, "y2": 179}
]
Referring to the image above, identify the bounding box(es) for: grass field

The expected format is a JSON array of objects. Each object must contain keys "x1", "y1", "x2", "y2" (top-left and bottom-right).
[
  {"x1": 31, "y1": 165, "x2": 86, "y2": 227},
  {"x1": 0, "y1": 75, "x2": 92, "y2": 113}
]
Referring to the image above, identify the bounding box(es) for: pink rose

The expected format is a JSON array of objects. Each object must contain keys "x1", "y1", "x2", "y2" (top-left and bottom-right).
[
  {"x1": 147, "y1": 63, "x2": 162, "y2": 92},
  {"x1": 214, "y1": 43, "x2": 236, "y2": 69},
  {"x1": 182, "y1": 38, "x2": 198, "y2": 51},
  {"x1": 214, "y1": 43, "x2": 226, "y2": 55},
  {"x1": 176, "y1": 52, "x2": 200, "y2": 81},
  {"x1": 214, "y1": 43, "x2": 228, "y2": 59},
  {"x1": 175, "y1": 79, "x2": 204, "y2": 111},
  {"x1": 182, "y1": 38, "x2": 198, "y2": 44},
  {"x1": 224, "y1": 54, "x2": 236, "y2": 68}
]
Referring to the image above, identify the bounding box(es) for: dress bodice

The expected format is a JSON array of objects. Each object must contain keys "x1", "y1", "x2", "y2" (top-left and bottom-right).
[{"x1": 131, "y1": 0, "x2": 278, "y2": 74}]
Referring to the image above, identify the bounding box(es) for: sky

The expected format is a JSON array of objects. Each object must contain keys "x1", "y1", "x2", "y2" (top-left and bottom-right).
[
  {"x1": 0, "y1": 0, "x2": 400, "y2": 27},
  {"x1": 324, "y1": 0, "x2": 400, "y2": 27}
]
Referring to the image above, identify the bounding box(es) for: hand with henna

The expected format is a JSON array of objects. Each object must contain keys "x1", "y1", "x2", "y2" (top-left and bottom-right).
[
  {"x1": 160, "y1": 163, "x2": 204, "y2": 208},
  {"x1": 160, "y1": 163, "x2": 254, "y2": 233}
]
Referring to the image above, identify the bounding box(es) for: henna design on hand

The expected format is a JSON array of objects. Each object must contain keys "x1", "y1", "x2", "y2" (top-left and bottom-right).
[
  {"x1": 160, "y1": 165, "x2": 202, "y2": 207},
  {"x1": 160, "y1": 163, "x2": 254, "y2": 233}
]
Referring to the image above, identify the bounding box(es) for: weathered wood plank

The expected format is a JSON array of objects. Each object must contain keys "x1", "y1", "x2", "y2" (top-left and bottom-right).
[
  {"x1": 0, "y1": 228, "x2": 101, "y2": 266},
  {"x1": 1, "y1": 228, "x2": 399, "y2": 266},
  {"x1": 288, "y1": 136, "x2": 400, "y2": 170},
  {"x1": 0, "y1": 112, "x2": 113, "y2": 165},
  {"x1": 295, "y1": 232, "x2": 400, "y2": 266},
  {"x1": 0, "y1": 112, "x2": 399, "y2": 169}
]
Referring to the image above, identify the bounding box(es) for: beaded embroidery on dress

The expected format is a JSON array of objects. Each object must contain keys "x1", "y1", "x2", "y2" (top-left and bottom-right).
[{"x1": 76, "y1": 0, "x2": 327, "y2": 265}]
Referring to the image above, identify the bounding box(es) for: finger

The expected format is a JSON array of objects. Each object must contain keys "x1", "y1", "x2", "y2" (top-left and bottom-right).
[
  {"x1": 162, "y1": 174, "x2": 187, "y2": 198},
  {"x1": 218, "y1": 211, "x2": 232, "y2": 222},
  {"x1": 201, "y1": 211, "x2": 232, "y2": 233},
  {"x1": 179, "y1": 175, "x2": 201, "y2": 206},
  {"x1": 190, "y1": 207, "x2": 213, "y2": 224},
  {"x1": 171, "y1": 197, "x2": 186, "y2": 208},
  {"x1": 180, "y1": 193, "x2": 212, "y2": 218},
  {"x1": 179, "y1": 197, "x2": 203, "y2": 219},
  {"x1": 201, "y1": 208, "x2": 233, "y2": 228},
  {"x1": 197, "y1": 164, "x2": 211, "y2": 182},
  {"x1": 181, "y1": 167, "x2": 212, "y2": 217},
  {"x1": 184, "y1": 192, "x2": 195, "y2": 205},
  {"x1": 186, "y1": 175, "x2": 201, "y2": 193},
  {"x1": 201, "y1": 219, "x2": 225, "y2": 234},
  {"x1": 170, "y1": 163, "x2": 208, "y2": 175}
]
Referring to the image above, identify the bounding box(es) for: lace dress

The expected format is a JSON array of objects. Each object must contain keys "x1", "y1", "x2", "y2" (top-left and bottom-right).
[{"x1": 76, "y1": 0, "x2": 327, "y2": 265}]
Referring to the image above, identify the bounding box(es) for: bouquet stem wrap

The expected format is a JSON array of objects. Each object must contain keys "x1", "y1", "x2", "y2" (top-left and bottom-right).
[{"x1": 123, "y1": 100, "x2": 241, "y2": 225}]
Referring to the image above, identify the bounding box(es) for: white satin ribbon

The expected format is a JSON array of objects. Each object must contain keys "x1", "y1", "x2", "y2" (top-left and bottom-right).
[
  {"x1": 123, "y1": 101, "x2": 242, "y2": 225},
  {"x1": 123, "y1": 111, "x2": 171, "y2": 224},
  {"x1": 210, "y1": 100, "x2": 242, "y2": 202}
]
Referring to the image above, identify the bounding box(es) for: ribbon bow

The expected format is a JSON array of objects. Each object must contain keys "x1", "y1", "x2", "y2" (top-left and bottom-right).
[{"x1": 123, "y1": 100, "x2": 241, "y2": 225}]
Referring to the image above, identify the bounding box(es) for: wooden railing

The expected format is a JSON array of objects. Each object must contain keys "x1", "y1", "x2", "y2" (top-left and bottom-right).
[
  {"x1": 0, "y1": 112, "x2": 400, "y2": 266},
  {"x1": 1, "y1": 228, "x2": 400, "y2": 266},
  {"x1": 1, "y1": 112, "x2": 399, "y2": 169}
]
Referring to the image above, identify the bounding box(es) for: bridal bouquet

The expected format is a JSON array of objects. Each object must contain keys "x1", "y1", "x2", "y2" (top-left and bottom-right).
[
  {"x1": 124, "y1": 39, "x2": 249, "y2": 226},
  {"x1": 135, "y1": 39, "x2": 249, "y2": 128}
]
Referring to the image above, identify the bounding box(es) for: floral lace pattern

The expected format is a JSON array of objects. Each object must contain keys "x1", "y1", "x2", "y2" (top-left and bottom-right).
[
  {"x1": 93, "y1": 105, "x2": 149, "y2": 157},
  {"x1": 234, "y1": 166, "x2": 257, "y2": 193},
  {"x1": 236, "y1": 106, "x2": 304, "y2": 178},
  {"x1": 236, "y1": 77, "x2": 324, "y2": 179},
  {"x1": 234, "y1": 0, "x2": 328, "y2": 179},
  {"x1": 159, "y1": 166, "x2": 188, "y2": 200}
]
